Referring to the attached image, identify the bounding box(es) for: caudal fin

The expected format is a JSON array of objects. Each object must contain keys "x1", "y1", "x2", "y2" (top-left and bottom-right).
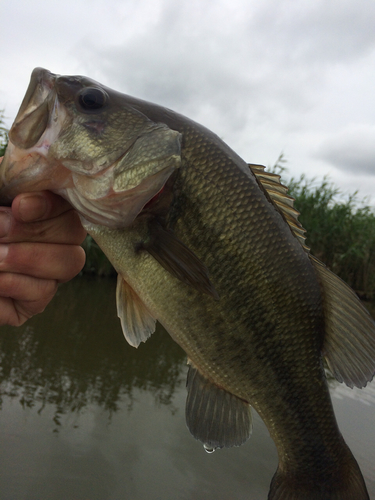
[{"x1": 268, "y1": 455, "x2": 369, "y2": 500}]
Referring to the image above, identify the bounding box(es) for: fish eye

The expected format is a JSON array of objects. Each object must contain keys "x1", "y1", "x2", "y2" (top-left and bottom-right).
[{"x1": 78, "y1": 88, "x2": 108, "y2": 112}]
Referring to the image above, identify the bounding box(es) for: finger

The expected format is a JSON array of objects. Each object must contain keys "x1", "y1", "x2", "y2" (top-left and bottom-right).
[
  {"x1": 0, "y1": 242, "x2": 86, "y2": 282},
  {"x1": 0, "y1": 207, "x2": 87, "y2": 245},
  {"x1": 0, "y1": 273, "x2": 58, "y2": 326},
  {"x1": 12, "y1": 191, "x2": 75, "y2": 222}
]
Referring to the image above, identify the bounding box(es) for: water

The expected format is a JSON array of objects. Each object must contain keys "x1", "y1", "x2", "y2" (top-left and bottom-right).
[{"x1": 0, "y1": 277, "x2": 374, "y2": 500}]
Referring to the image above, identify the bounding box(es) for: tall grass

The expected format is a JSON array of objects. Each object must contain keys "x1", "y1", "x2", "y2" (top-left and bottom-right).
[
  {"x1": 0, "y1": 111, "x2": 7, "y2": 157},
  {"x1": 290, "y1": 178, "x2": 375, "y2": 298}
]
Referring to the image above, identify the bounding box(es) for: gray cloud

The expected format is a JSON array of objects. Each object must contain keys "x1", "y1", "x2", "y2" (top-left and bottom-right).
[
  {"x1": 251, "y1": 0, "x2": 375, "y2": 65},
  {"x1": 2, "y1": 0, "x2": 375, "y2": 201},
  {"x1": 73, "y1": 1, "x2": 327, "y2": 137},
  {"x1": 316, "y1": 125, "x2": 375, "y2": 175}
]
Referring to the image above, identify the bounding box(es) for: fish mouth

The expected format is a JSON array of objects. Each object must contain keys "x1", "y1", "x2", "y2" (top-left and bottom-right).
[
  {"x1": 0, "y1": 68, "x2": 69, "y2": 204},
  {"x1": 9, "y1": 68, "x2": 57, "y2": 150}
]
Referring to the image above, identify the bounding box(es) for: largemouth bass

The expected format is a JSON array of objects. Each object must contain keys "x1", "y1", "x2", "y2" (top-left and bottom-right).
[{"x1": 1, "y1": 68, "x2": 374, "y2": 500}]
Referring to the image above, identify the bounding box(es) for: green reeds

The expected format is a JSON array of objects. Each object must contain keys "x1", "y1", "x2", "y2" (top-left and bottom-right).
[
  {"x1": 289, "y1": 176, "x2": 375, "y2": 299},
  {"x1": 272, "y1": 156, "x2": 375, "y2": 299},
  {"x1": 0, "y1": 111, "x2": 7, "y2": 157}
]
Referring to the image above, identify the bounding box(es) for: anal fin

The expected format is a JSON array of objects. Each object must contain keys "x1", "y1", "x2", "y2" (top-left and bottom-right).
[
  {"x1": 116, "y1": 275, "x2": 157, "y2": 348},
  {"x1": 311, "y1": 256, "x2": 375, "y2": 388},
  {"x1": 185, "y1": 365, "x2": 252, "y2": 451}
]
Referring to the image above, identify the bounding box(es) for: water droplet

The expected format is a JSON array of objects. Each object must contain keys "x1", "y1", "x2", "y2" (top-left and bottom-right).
[{"x1": 203, "y1": 444, "x2": 216, "y2": 454}]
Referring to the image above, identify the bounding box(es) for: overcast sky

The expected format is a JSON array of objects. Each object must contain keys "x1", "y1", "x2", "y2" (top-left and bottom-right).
[{"x1": 1, "y1": 0, "x2": 375, "y2": 203}]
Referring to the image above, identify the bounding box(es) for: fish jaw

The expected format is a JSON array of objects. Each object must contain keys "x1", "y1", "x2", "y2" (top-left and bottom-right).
[
  {"x1": 9, "y1": 68, "x2": 57, "y2": 150},
  {"x1": 0, "y1": 68, "x2": 73, "y2": 203},
  {"x1": 0, "y1": 139, "x2": 73, "y2": 205}
]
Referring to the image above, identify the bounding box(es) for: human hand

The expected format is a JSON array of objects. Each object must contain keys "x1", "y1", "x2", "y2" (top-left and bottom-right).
[{"x1": 0, "y1": 158, "x2": 87, "y2": 326}]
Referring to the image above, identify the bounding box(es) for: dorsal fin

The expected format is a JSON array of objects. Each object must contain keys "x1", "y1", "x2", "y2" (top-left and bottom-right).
[
  {"x1": 310, "y1": 256, "x2": 375, "y2": 388},
  {"x1": 249, "y1": 164, "x2": 309, "y2": 252}
]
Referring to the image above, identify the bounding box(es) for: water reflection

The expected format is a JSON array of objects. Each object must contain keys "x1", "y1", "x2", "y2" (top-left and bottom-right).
[
  {"x1": 0, "y1": 278, "x2": 374, "y2": 499},
  {"x1": 0, "y1": 277, "x2": 186, "y2": 427}
]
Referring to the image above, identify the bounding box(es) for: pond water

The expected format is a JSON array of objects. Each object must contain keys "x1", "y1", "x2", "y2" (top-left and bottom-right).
[{"x1": 0, "y1": 277, "x2": 374, "y2": 500}]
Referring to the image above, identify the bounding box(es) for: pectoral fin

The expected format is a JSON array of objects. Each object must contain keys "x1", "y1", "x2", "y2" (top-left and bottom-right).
[
  {"x1": 311, "y1": 256, "x2": 375, "y2": 388},
  {"x1": 185, "y1": 365, "x2": 252, "y2": 450},
  {"x1": 116, "y1": 275, "x2": 157, "y2": 347},
  {"x1": 141, "y1": 221, "x2": 219, "y2": 300}
]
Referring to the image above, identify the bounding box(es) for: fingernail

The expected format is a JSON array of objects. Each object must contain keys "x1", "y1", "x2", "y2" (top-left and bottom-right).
[
  {"x1": 0, "y1": 244, "x2": 9, "y2": 262},
  {"x1": 18, "y1": 195, "x2": 48, "y2": 222},
  {"x1": 0, "y1": 212, "x2": 11, "y2": 238}
]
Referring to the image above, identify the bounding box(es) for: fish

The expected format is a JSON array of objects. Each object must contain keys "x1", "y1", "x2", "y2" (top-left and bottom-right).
[{"x1": 1, "y1": 68, "x2": 374, "y2": 500}]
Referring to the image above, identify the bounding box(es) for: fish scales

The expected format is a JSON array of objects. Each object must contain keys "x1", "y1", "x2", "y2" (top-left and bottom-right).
[
  {"x1": 86, "y1": 117, "x2": 352, "y2": 483},
  {"x1": 0, "y1": 68, "x2": 373, "y2": 499}
]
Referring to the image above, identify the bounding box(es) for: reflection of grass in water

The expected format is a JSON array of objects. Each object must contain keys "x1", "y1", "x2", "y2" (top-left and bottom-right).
[
  {"x1": 0, "y1": 280, "x2": 373, "y2": 416},
  {"x1": 0, "y1": 277, "x2": 186, "y2": 428}
]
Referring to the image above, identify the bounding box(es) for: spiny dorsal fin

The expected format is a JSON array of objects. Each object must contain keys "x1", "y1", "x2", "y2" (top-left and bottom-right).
[{"x1": 249, "y1": 164, "x2": 309, "y2": 252}]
